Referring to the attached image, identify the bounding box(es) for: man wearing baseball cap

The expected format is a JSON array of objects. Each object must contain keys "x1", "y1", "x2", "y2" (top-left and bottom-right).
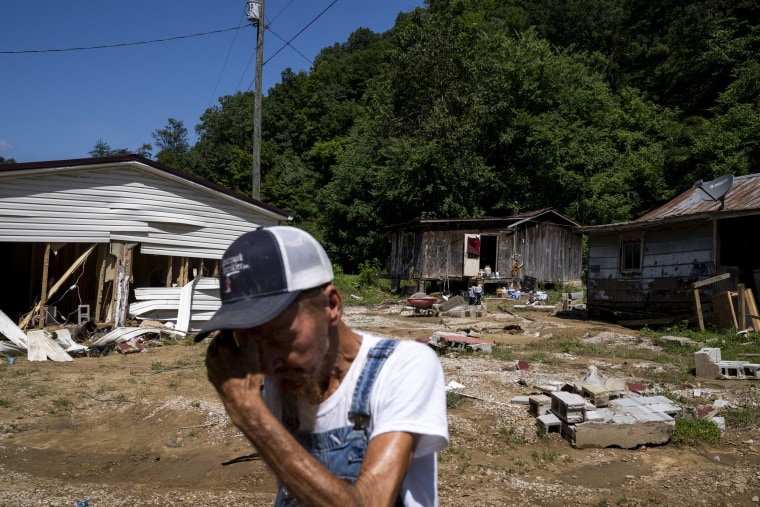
[{"x1": 200, "y1": 226, "x2": 449, "y2": 506}]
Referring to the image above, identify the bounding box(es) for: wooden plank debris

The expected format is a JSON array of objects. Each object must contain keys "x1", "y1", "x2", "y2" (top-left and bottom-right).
[
  {"x1": 692, "y1": 272, "x2": 732, "y2": 332},
  {"x1": 0, "y1": 308, "x2": 28, "y2": 349},
  {"x1": 26, "y1": 330, "x2": 73, "y2": 362}
]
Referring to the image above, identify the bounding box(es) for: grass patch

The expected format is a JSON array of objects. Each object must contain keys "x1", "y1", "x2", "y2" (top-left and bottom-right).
[
  {"x1": 672, "y1": 417, "x2": 721, "y2": 445},
  {"x1": 332, "y1": 267, "x2": 407, "y2": 307},
  {"x1": 446, "y1": 391, "x2": 467, "y2": 409},
  {"x1": 499, "y1": 425, "x2": 528, "y2": 447},
  {"x1": 491, "y1": 345, "x2": 515, "y2": 361},
  {"x1": 52, "y1": 397, "x2": 71, "y2": 408},
  {"x1": 29, "y1": 386, "x2": 49, "y2": 399},
  {"x1": 723, "y1": 406, "x2": 760, "y2": 429},
  {"x1": 169, "y1": 372, "x2": 184, "y2": 389},
  {"x1": 541, "y1": 447, "x2": 561, "y2": 463},
  {"x1": 1, "y1": 422, "x2": 21, "y2": 436},
  {"x1": 0, "y1": 398, "x2": 11, "y2": 408}
]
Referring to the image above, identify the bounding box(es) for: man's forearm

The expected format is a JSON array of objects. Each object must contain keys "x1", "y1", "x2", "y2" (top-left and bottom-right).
[{"x1": 233, "y1": 404, "x2": 369, "y2": 506}]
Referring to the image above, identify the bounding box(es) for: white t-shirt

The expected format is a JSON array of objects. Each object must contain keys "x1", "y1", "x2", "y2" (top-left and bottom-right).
[{"x1": 264, "y1": 332, "x2": 450, "y2": 506}]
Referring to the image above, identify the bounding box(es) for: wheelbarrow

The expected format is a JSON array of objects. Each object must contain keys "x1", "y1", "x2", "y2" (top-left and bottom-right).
[{"x1": 406, "y1": 296, "x2": 440, "y2": 316}]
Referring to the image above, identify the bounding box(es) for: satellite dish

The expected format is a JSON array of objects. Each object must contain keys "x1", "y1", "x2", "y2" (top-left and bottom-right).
[{"x1": 695, "y1": 174, "x2": 734, "y2": 210}]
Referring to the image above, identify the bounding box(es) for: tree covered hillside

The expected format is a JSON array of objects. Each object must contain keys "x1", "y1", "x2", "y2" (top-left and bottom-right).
[{"x1": 149, "y1": 0, "x2": 760, "y2": 271}]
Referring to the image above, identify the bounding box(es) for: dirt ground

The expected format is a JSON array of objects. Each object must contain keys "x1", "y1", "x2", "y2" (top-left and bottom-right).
[{"x1": 1, "y1": 299, "x2": 759, "y2": 506}]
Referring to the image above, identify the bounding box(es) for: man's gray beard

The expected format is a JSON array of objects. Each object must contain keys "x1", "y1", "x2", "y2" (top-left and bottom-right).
[{"x1": 278, "y1": 371, "x2": 326, "y2": 406}]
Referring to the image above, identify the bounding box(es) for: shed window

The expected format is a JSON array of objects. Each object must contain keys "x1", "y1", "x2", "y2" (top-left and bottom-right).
[{"x1": 620, "y1": 239, "x2": 642, "y2": 273}]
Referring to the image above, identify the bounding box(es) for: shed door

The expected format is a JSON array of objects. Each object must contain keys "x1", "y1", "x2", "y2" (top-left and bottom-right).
[{"x1": 463, "y1": 234, "x2": 480, "y2": 277}]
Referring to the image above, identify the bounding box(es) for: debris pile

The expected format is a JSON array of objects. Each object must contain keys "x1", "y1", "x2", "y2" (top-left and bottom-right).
[
  {"x1": 0, "y1": 307, "x2": 180, "y2": 362},
  {"x1": 520, "y1": 366, "x2": 681, "y2": 449}
]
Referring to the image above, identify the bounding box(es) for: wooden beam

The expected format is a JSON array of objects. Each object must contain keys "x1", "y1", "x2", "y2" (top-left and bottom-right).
[
  {"x1": 737, "y1": 283, "x2": 746, "y2": 330},
  {"x1": 38, "y1": 243, "x2": 51, "y2": 329},
  {"x1": 618, "y1": 316, "x2": 678, "y2": 327},
  {"x1": 165, "y1": 256, "x2": 173, "y2": 287},
  {"x1": 746, "y1": 289, "x2": 760, "y2": 332},
  {"x1": 94, "y1": 245, "x2": 108, "y2": 324},
  {"x1": 693, "y1": 288, "x2": 705, "y2": 332},
  {"x1": 692, "y1": 272, "x2": 731, "y2": 289}
]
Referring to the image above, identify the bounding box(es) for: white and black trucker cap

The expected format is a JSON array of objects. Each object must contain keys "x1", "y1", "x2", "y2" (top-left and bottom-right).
[{"x1": 194, "y1": 226, "x2": 334, "y2": 342}]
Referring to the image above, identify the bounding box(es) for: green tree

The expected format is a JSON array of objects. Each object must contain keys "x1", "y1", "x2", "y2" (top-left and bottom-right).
[
  {"x1": 152, "y1": 118, "x2": 190, "y2": 168},
  {"x1": 185, "y1": 92, "x2": 255, "y2": 194},
  {"x1": 89, "y1": 139, "x2": 152, "y2": 158},
  {"x1": 0, "y1": 156, "x2": 17, "y2": 164}
]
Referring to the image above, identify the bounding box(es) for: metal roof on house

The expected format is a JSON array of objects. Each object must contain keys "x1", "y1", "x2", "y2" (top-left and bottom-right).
[
  {"x1": 577, "y1": 173, "x2": 760, "y2": 233},
  {"x1": 387, "y1": 208, "x2": 579, "y2": 231}
]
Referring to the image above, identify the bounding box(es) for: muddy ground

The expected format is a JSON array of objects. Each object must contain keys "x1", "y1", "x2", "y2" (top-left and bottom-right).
[{"x1": 1, "y1": 298, "x2": 759, "y2": 506}]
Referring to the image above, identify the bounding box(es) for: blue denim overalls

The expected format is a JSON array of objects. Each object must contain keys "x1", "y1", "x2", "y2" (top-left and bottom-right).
[{"x1": 275, "y1": 339, "x2": 405, "y2": 506}]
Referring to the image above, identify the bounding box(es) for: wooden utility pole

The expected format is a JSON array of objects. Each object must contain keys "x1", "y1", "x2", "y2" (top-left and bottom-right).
[{"x1": 247, "y1": 0, "x2": 264, "y2": 200}]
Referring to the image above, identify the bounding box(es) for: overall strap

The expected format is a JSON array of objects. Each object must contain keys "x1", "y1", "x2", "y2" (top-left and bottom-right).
[{"x1": 348, "y1": 338, "x2": 400, "y2": 430}]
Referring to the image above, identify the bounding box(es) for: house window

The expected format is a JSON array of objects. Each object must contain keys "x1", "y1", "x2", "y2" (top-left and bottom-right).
[{"x1": 620, "y1": 238, "x2": 642, "y2": 273}]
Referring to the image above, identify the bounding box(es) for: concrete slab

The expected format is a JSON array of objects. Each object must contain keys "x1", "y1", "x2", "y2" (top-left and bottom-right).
[{"x1": 570, "y1": 419, "x2": 675, "y2": 449}]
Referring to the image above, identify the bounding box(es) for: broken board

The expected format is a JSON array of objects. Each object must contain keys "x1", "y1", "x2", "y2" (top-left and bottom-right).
[
  {"x1": 0, "y1": 308, "x2": 28, "y2": 348},
  {"x1": 27, "y1": 330, "x2": 73, "y2": 362}
]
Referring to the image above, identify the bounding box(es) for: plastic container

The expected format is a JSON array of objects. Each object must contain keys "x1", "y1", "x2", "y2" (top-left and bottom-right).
[{"x1": 8, "y1": 357, "x2": 14, "y2": 365}]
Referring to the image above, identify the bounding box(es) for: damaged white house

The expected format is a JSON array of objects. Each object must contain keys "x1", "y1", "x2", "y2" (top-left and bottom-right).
[{"x1": 0, "y1": 155, "x2": 291, "y2": 333}]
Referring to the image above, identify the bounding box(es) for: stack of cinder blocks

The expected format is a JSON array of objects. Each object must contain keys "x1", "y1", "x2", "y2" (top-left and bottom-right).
[{"x1": 535, "y1": 390, "x2": 680, "y2": 449}]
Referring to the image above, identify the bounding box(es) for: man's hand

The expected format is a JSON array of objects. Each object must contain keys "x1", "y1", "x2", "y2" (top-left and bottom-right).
[{"x1": 205, "y1": 330, "x2": 266, "y2": 428}]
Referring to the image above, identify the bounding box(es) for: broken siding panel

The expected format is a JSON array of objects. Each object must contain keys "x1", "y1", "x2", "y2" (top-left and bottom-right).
[{"x1": 0, "y1": 166, "x2": 275, "y2": 259}]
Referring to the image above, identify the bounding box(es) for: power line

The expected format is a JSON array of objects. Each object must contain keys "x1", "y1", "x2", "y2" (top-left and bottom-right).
[
  {"x1": 243, "y1": 0, "x2": 339, "y2": 91},
  {"x1": 208, "y1": 11, "x2": 248, "y2": 109},
  {"x1": 264, "y1": 0, "x2": 338, "y2": 68},
  {"x1": 0, "y1": 26, "x2": 245, "y2": 54}
]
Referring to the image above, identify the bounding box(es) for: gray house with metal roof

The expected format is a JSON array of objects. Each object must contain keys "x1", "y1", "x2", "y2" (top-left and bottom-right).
[
  {"x1": 0, "y1": 155, "x2": 291, "y2": 328},
  {"x1": 577, "y1": 173, "x2": 760, "y2": 323}
]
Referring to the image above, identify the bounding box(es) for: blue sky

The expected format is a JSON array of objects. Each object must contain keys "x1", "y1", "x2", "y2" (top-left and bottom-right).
[{"x1": 0, "y1": 0, "x2": 424, "y2": 163}]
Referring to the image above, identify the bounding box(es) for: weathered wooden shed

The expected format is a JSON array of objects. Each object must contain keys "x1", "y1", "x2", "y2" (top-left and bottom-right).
[
  {"x1": 0, "y1": 155, "x2": 291, "y2": 329},
  {"x1": 577, "y1": 173, "x2": 760, "y2": 324},
  {"x1": 387, "y1": 208, "x2": 582, "y2": 293}
]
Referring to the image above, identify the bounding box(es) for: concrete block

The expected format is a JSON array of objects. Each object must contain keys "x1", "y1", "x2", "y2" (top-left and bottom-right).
[
  {"x1": 660, "y1": 335, "x2": 697, "y2": 347},
  {"x1": 511, "y1": 395, "x2": 530, "y2": 405},
  {"x1": 528, "y1": 394, "x2": 552, "y2": 416},
  {"x1": 695, "y1": 348, "x2": 722, "y2": 378},
  {"x1": 550, "y1": 391, "x2": 586, "y2": 423},
  {"x1": 537, "y1": 413, "x2": 562, "y2": 432},
  {"x1": 581, "y1": 382, "x2": 610, "y2": 407}
]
